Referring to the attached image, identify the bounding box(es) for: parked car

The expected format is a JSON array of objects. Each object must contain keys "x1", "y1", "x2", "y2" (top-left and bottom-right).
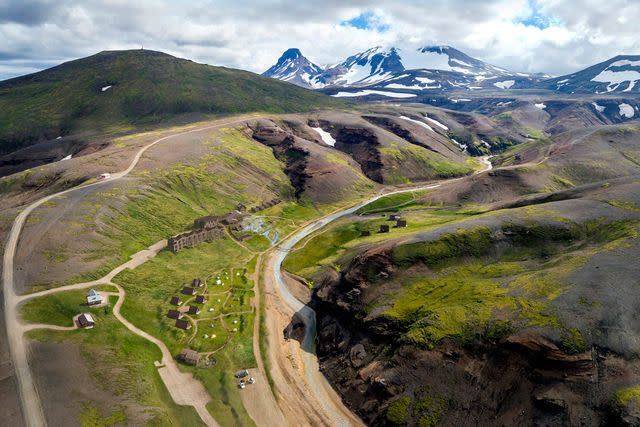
[{"x1": 234, "y1": 369, "x2": 249, "y2": 378}]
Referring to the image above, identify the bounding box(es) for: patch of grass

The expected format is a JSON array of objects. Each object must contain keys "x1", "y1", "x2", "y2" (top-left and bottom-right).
[
  {"x1": 385, "y1": 262, "x2": 532, "y2": 344},
  {"x1": 391, "y1": 227, "x2": 493, "y2": 266},
  {"x1": 20, "y1": 286, "x2": 116, "y2": 327},
  {"x1": 552, "y1": 175, "x2": 575, "y2": 189},
  {"x1": 380, "y1": 219, "x2": 639, "y2": 346},
  {"x1": 283, "y1": 222, "x2": 363, "y2": 278},
  {"x1": 608, "y1": 199, "x2": 640, "y2": 212},
  {"x1": 79, "y1": 404, "x2": 126, "y2": 427},
  {"x1": 615, "y1": 385, "x2": 640, "y2": 407},
  {"x1": 560, "y1": 328, "x2": 588, "y2": 354},
  {"x1": 386, "y1": 395, "x2": 411, "y2": 425},
  {"x1": 283, "y1": 208, "x2": 476, "y2": 279},
  {"x1": 355, "y1": 191, "x2": 432, "y2": 215},
  {"x1": 523, "y1": 127, "x2": 546, "y2": 139},
  {"x1": 380, "y1": 143, "x2": 472, "y2": 184},
  {"x1": 413, "y1": 388, "x2": 447, "y2": 427}
]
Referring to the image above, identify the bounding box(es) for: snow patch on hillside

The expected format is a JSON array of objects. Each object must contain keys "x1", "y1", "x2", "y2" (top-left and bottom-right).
[
  {"x1": 535, "y1": 103, "x2": 547, "y2": 110},
  {"x1": 386, "y1": 83, "x2": 423, "y2": 90},
  {"x1": 592, "y1": 59, "x2": 640, "y2": 93},
  {"x1": 592, "y1": 102, "x2": 606, "y2": 112},
  {"x1": 332, "y1": 90, "x2": 417, "y2": 98},
  {"x1": 493, "y1": 80, "x2": 515, "y2": 89},
  {"x1": 424, "y1": 115, "x2": 449, "y2": 130},
  {"x1": 311, "y1": 127, "x2": 336, "y2": 146},
  {"x1": 415, "y1": 76, "x2": 436, "y2": 84},
  {"x1": 399, "y1": 48, "x2": 453, "y2": 71},
  {"x1": 451, "y1": 138, "x2": 467, "y2": 152},
  {"x1": 619, "y1": 103, "x2": 635, "y2": 118},
  {"x1": 101, "y1": 85, "x2": 112, "y2": 92},
  {"x1": 399, "y1": 116, "x2": 433, "y2": 131}
]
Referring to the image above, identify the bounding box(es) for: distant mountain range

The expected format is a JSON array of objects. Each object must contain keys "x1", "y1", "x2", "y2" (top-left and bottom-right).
[{"x1": 263, "y1": 45, "x2": 640, "y2": 95}]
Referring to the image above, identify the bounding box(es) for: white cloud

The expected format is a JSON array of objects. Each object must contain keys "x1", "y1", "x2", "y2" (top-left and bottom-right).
[{"x1": 0, "y1": 0, "x2": 638, "y2": 80}]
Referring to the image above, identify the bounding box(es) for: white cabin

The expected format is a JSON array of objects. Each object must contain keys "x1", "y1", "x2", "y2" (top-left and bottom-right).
[{"x1": 86, "y1": 289, "x2": 102, "y2": 306}]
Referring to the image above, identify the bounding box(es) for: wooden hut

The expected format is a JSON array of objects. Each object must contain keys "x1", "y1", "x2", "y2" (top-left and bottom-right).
[
  {"x1": 182, "y1": 287, "x2": 196, "y2": 296},
  {"x1": 167, "y1": 309, "x2": 183, "y2": 319},
  {"x1": 175, "y1": 319, "x2": 191, "y2": 330},
  {"x1": 179, "y1": 349, "x2": 200, "y2": 365},
  {"x1": 78, "y1": 313, "x2": 95, "y2": 329}
]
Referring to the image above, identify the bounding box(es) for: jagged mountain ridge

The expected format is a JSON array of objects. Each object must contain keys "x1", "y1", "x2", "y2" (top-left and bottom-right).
[
  {"x1": 264, "y1": 45, "x2": 540, "y2": 91},
  {"x1": 263, "y1": 46, "x2": 640, "y2": 94}
]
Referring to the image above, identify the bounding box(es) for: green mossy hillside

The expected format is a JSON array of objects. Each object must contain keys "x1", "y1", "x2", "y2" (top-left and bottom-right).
[{"x1": 0, "y1": 49, "x2": 343, "y2": 154}]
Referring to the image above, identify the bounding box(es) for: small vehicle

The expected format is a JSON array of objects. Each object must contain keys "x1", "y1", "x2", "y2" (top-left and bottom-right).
[
  {"x1": 248, "y1": 377, "x2": 255, "y2": 384},
  {"x1": 234, "y1": 369, "x2": 249, "y2": 379},
  {"x1": 239, "y1": 380, "x2": 246, "y2": 389}
]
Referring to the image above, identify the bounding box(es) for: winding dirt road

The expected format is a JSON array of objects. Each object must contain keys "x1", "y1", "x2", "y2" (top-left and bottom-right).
[{"x1": 2, "y1": 117, "x2": 253, "y2": 427}]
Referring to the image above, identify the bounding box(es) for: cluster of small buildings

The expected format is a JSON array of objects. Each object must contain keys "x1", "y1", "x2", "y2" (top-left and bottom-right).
[
  {"x1": 76, "y1": 289, "x2": 104, "y2": 329},
  {"x1": 360, "y1": 214, "x2": 408, "y2": 236},
  {"x1": 168, "y1": 212, "x2": 244, "y2": 252},
  {"x1": 168, "y1": 278, "x2": 207, "y2": 330}
]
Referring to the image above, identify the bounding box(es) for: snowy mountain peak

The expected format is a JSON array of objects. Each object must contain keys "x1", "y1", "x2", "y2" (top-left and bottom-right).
[
  {"x1": 541, "y1": 54, "x2": 640, "y2": 94},
  {"x1": 262, "y1": 48, "x2": 323, "y2": 88},
  {"x1": 279, "y1": 48, "x2": 303, "y2": 62}
]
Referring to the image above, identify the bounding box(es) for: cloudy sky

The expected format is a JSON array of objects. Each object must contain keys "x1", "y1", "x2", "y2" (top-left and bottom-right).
[{"x1": 0, "y1": 0, "x2": 638, "y2": 80}]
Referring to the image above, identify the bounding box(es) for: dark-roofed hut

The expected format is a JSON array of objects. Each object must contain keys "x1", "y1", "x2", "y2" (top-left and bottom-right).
[
  {"x1": 175, "y1": 319, "x2": 191, "y2": 330},
  {"x1": 167, "y1": 309, "x2": 183, "y2": 319},
  {"x1": 396, "y1": 219, "x2": 407, "y2": 228},
  {"x1": 187, "y1": 306, "x2": 200, "y2": 315},
  {"x1": 389, "y1": 214, "x2": 401, "y2": 221},
  {"x1": 77, "y1": 313, "x2": 95, "y2": 329},
  {"x1": 170, "y1": 296, "x2": 182, "y2": 306},
  {"x1": 379, "y1": 224, "x2": 390, "y2": 233},
  {"x1": 195, "y1": 295, "x2": 207, "y2": 304},
  {"x1": 179, "y1": 349, "x2": 200, "y2": 366},
  {"x1": 360, "y1": 230, "x2": 371, "y2": 237},
  {"x1": 192, "y1": 278, "x2": 202, "y2": 287},
  {"x1": 182, "y1": 287, "x2": 195, "y2": 295}
]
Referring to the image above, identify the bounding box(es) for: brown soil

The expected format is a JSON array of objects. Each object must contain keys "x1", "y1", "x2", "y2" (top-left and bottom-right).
[{"x1": 29, "y1": 341, "x2": 152, "y2": 426}]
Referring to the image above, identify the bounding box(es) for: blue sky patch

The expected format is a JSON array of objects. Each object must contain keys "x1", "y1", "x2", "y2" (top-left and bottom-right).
[
  {"x1": 515, "y1": 0, "x2": 560, "y2": 29},
  {"x1": 341, "y1": 11, "x2": 389, "y2": 32}
]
